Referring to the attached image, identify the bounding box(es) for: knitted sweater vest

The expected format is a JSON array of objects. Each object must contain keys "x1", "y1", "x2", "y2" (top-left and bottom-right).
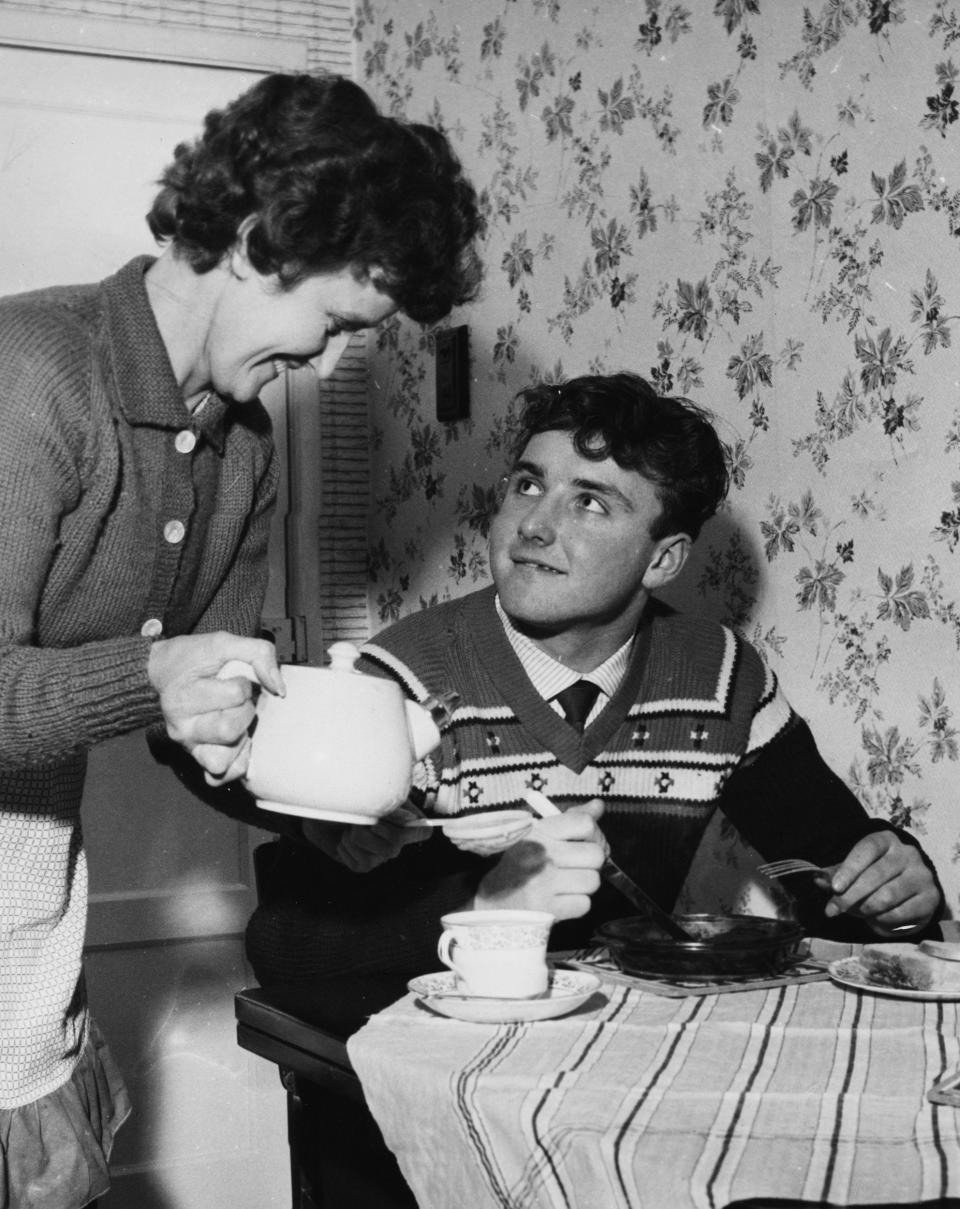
[{"x1": 359, "y1": 586, "x2": 792, "y2": 910}]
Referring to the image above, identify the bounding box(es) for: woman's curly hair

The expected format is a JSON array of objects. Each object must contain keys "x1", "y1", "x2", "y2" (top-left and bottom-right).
[{"x1": 147, "y1": 73, "x2": 483, "y2": 324}]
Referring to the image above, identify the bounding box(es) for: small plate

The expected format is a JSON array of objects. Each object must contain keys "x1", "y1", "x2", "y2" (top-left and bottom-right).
[
  {"x1": 407, "y1": 969, "x2": 602, "y2": 1023},
  {"x1": 404, "y1": 809, "x2": 535, "y2": 851},
  {"x1": 257, "y1": 800, "x2": 378, "y2": 823},
  {"x1": 829, "y1": 950, "x2": 960, "y2": 1000},
  {"x1": 404, "y1": 808, "x2": 532, "y2": 832}
]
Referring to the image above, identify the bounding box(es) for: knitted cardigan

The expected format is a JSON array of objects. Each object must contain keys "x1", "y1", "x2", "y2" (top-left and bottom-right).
[
  {"x1": 0, "y1": 257, "x2": 277, "y2": 1106},
  {"x1": 245, "y1": 586, "x2": 941, "y2": 986}
]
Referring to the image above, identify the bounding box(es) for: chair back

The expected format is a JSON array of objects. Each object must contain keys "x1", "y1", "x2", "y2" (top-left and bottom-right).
[{"x1": 253, "y1": 838, "x2": 284, "y2": 905}]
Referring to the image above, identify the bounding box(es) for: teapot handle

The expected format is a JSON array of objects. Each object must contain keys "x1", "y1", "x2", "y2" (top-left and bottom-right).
[{"x1": 217, "y1": 659, "x2": 259, "y2": 683}]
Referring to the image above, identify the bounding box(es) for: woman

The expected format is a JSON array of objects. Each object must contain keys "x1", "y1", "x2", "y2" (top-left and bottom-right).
[{"x1": 0, "y1": 71, "x2": 480, "y2": 1207}]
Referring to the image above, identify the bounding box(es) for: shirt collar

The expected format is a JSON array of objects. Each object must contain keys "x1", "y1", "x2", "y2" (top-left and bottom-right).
[
  {"x1": 494, "y1": 595, "x2": 632, "y2": 703},
  {"x1": 104, "y1": 256, "x2": 228, "y2": 453}
]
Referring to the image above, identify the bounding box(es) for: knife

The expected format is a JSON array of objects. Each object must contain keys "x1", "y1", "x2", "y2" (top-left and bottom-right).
[{"x1": 522, "y1": 790, "x2": 693, "y2": 941}]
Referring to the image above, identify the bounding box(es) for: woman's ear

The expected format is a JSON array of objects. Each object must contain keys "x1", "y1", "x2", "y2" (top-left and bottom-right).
[
  {"x1": 642, "y1": 533, "x2": 691, "y2": 590},
  {"x1": 229, "y1": 215, "x2": 259, "y2": 279}
]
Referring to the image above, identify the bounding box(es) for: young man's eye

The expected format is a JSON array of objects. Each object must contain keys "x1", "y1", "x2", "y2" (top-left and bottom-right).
[
  {"x1": 576, "y1": 493, "x2": 608, "y2": 515},
  {"x1": 502, "y1": 472, "x2": 542, "y2": 498}
]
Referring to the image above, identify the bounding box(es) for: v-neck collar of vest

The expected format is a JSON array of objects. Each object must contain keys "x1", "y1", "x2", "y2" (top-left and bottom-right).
[{"x1": 463, "y1": 588, "x2": 657, "y2": 774}]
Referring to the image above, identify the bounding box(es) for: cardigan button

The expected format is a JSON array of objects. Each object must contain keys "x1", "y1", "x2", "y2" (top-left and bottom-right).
[
  {"x1": 174, "y1": 429, "x2": 197, "y2": 454},
  {"x1": 141, "y1": 618, "x2": 163, "y2": 638},
  {"x1": 163, "y1": 519, "x2": 186, "y2": 545}
]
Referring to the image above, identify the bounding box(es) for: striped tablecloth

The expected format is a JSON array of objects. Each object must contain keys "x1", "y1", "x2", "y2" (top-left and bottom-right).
[{"x1": 347, "y1": 970, "x2": 960, "y2": 1209}]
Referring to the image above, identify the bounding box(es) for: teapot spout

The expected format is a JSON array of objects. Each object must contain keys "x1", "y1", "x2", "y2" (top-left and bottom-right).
[{"x1": 404, "y1": 692, "x2": 459, "y2": 761}]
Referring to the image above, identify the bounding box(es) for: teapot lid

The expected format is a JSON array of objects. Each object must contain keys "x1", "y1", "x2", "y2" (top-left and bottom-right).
[{"x1": 327, "y1": 641, "x2": 362, "y2": 672}]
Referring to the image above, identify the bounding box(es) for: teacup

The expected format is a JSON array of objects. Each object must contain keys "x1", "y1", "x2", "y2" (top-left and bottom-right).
[{"x1": 437, "y1": 909, "x2": 554, "y2": 999}]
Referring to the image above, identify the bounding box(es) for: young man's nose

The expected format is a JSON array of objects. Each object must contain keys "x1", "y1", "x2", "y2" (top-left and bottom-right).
[{"x1": 517, "y1": 496, "x2": 557, "y2": 542}]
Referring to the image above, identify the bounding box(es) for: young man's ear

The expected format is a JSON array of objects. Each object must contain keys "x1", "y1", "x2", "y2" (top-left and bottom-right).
[{"x1": 642, "y1": 533, "x2": 691, "y2": 590}]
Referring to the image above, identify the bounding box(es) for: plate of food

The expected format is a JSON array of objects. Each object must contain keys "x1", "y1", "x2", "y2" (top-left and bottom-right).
[
  {"x1": 407, "y1": 969, "x2": 602, "y2": 1023},
  {"x1": 829, "y1": 943, "x2": 960, "y2": 1000}
]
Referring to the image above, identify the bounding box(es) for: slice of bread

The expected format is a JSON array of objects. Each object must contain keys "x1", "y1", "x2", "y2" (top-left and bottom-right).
[{"x1": 859, "y1": 946, "x2": 935, "y2": 991}]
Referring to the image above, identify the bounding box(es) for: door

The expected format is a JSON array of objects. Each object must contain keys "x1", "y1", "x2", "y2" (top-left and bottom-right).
[{"x1": 0, "y1": 22, "x2": 307, "y2": 1208}]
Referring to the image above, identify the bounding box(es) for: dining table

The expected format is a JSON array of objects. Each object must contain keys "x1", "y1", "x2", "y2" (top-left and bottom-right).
[{"x1": 345, "y1": 940, "x2": 960, "y2": 1209}]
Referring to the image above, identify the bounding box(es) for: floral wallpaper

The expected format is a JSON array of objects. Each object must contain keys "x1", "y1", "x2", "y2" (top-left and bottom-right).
[{"x1": 354, "y1": 0, "x2": 960, "y2": 920}]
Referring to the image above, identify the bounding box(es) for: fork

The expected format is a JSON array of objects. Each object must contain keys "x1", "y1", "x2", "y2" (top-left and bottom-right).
[
  {"x1": 756, "y1": 859, "x2": 828, "y2": 880},
  {"x1": 758, "y1": 858, "x2": 922, "y2": 934}
]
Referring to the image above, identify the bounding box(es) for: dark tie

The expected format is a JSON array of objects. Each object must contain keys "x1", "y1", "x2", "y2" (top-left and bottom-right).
[{"x1": 554, "y1": 680, "x2": 601, "y2": 732}]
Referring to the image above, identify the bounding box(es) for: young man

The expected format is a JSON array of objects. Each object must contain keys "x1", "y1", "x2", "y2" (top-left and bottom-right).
[{"x1": 246, "y1": 373, "x2": 942, "y2": 984}]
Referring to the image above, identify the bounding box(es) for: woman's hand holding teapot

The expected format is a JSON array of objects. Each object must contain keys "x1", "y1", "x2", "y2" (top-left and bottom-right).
[{"x1": 147, "y1": 631, "x2": 285, "y2": 783}]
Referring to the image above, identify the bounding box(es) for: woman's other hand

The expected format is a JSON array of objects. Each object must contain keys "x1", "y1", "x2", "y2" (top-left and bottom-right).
[{"x1": 147, "y1": 631, "x2": 284, "y2": 783}]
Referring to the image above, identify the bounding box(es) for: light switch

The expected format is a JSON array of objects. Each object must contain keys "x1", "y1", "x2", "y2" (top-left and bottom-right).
[{"x1": 435, "y1": 325, "x2": 470, "y2": 421}]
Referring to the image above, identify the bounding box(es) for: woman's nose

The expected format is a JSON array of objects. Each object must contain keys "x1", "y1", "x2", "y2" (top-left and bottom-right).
[{"x1": 309, "y1": 331, "x2": 353, "y2": 379}]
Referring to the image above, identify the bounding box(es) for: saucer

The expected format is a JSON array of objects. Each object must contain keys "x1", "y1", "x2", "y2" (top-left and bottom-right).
[
  {"x1": 404, "y1": 808, "x2": 535, "y2": 849},
  {"x1": 406, "y1": 969, "x2": 601, "y2": 1023},
  {"x1": 257, "y1": 800, "x2": 378, "y2": 823},
  {"x1": 404, "y1": 808, "x2": 532, "y2": 830}
]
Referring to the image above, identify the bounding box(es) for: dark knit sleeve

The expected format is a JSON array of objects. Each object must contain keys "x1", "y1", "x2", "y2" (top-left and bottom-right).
[
  {"x1": 720, "y1": 716, "x2": 944, "y2": 940},
  {"x1": 0, "y1": 315, "x2": 161, "y2": 765},
  {"x1": 244, "y1": 833, "x2": 492, "y2": 984}
]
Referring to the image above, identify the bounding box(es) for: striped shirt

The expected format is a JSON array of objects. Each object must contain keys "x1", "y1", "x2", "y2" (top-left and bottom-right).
[{"x1": 494, "y1": 594, "x2": 631, "y2": 726}]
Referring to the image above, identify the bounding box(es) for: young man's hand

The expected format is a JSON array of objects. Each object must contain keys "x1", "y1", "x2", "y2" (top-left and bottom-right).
[
  {"x1": 821, "y1": 830, "x2": 941, "y2": 935},
  {"x1": 301, "y1": 806, "x2": 431, "y2": 873},
  {"x1": 473, "y1": 799, "x2": 606, "y2": 919}
]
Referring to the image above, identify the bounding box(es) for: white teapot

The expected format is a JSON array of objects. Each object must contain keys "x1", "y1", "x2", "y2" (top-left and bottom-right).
[{"x1": 222, "y1": 642, "x2": 452, "y2": 823}]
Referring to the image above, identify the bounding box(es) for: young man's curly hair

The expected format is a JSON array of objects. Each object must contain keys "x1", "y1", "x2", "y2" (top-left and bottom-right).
[
  {"x1": 147, "y1": 73, "x2": 483, "y2": 324},
  {"x1": 511, "y1": 372, "x2": 730, "y2": 541}
]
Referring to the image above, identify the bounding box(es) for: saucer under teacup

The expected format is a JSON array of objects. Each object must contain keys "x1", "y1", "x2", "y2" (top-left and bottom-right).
[{"x1": 407, "y1": 969, "x2": 601, "y2": 1023}]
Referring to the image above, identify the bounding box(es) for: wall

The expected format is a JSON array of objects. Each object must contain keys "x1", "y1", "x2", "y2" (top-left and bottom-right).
[
  {"x1": 357, "y1": 1, "x2": 960, "y2": 916},
  {"x1": 0, "y1": 0, "x2": 352, "y2": 73}
]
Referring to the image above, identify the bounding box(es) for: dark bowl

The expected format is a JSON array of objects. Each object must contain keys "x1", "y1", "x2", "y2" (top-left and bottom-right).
[{"x1": 596, "y1": 913, "x2": 806, "y2": 981}]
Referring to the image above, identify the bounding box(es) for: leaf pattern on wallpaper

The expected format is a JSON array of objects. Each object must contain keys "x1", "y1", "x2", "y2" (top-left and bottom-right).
[
  {"x1": 877, "y1": 564, "x2": 931, "y2": 631},
  {"x1": 358, "y1": 0, "x2": 960, "y2": 912},
  {"x1": 636, "y1": 3, "x2": 693, "y2": 54},
  {"x1": 871, "y1": 160, "x2": 924, "y2": 227}
]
